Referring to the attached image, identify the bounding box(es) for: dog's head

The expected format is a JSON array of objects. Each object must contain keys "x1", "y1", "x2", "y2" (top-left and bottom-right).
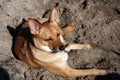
[{"x1": 28, "y1": 7, "x2": 66, "y2": 53}]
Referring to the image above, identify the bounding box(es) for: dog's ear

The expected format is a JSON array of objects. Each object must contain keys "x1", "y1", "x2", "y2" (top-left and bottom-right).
[
  {"x1": 49, "y1": 7, "x2": 59, "y2": 24},
  {"x1": 28, "y1": 18, "x2": 41, "y2": 35}
]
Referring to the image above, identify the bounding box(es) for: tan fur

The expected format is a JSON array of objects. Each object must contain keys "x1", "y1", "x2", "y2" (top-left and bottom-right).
[{"x1": 14, "y1": 7, "x2": 109, "y2": 77}]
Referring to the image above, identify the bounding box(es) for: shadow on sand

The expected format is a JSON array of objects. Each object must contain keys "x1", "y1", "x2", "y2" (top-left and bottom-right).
[
  {"x1": 7, "y1": 19, "x2": 26, "y2": 59},
  {"x1": 95, "y1": 73, "x2": 120, "y2": 80},
  {"x1": 0, "y1": 67, "x2": 10, "y2": 80}
]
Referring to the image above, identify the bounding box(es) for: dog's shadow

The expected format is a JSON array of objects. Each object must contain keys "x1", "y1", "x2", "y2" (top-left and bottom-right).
[
  {"x1": 95, "y1": 73, "x2": 120, "y2": 80},
  {"x1": 76, "y1": 72, "x2": 120, "y2": 80},
  {"x1": 7, "y1": 19, "x2": 27, "y2": 59}
]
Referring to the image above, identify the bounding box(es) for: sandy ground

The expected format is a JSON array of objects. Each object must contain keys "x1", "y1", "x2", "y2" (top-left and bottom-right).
[{"x1": 0, "y1": 0, "x2": 120, "y2": 80}]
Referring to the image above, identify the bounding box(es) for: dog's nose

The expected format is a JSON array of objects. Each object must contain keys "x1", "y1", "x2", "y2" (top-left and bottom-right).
[{"x1": 59, "y1": 45, "x2": 65, "y2": 51}]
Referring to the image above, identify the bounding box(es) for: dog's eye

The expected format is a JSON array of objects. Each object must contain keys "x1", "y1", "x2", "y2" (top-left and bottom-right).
[{"x1": 44, "y1": 37, "x2": 53, "y2": 41}]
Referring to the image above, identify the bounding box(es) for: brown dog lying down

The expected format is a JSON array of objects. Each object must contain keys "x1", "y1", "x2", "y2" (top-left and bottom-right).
[{"x1": 14, "y1": 7, "x2": 109, "y2": 77}]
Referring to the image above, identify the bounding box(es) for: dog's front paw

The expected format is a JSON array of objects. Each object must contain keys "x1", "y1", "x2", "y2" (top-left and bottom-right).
[{"x1": 84, "y1": 44, "x2": 91, "y2": 49}]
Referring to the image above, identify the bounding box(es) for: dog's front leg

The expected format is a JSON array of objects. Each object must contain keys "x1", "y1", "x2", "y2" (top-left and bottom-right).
[{"x1": 65, "y1": 43, "x2": 91, "y2": 52}]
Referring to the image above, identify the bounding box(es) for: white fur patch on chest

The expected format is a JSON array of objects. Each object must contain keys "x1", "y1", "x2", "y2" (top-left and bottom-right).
[{"x1": 31, "y1": 46, "x2": 68, "y2": 62}]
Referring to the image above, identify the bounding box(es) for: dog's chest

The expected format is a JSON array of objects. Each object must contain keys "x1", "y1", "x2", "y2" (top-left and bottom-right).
[{"x1": 31, "y1": 48, "x2": 68, "y2": 62}]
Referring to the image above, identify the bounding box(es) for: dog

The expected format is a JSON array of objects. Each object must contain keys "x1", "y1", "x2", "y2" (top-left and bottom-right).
[{"x1": 14, "y1": 7, "x2": 109, "y2": 77}]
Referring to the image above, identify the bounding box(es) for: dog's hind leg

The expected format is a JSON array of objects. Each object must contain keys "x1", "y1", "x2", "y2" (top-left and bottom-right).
[
  {"x1": 61, "y1": 66, "x2": 108, "y2": 77},
  {"x1": 47, "y1": 62, "x2": 108, "y2": 77}
]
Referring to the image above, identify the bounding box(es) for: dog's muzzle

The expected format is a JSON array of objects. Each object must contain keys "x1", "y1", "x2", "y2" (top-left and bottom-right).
[
  {"x1": 59, "y1": 45, "x2": 65, "y2": 51},
  {"x1": 52, "y1": 44, "x2": 68, "y2": 53},
  {"x1": 59, "y1": 44, "x2": 68, "y2": 51}
]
